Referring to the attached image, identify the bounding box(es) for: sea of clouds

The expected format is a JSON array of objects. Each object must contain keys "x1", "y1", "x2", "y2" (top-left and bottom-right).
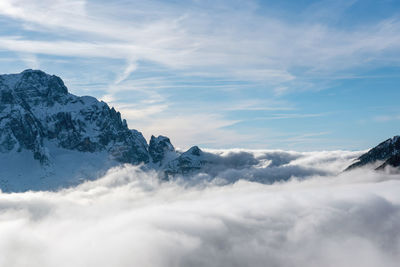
[{"x1": 1, "y1": 149, "x2": 400, "y2": 267}]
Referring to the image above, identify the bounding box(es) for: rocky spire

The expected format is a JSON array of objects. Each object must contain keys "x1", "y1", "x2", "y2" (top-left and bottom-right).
[{"x1": 149, "y1": 135, "x2": 175, "y2": 164}]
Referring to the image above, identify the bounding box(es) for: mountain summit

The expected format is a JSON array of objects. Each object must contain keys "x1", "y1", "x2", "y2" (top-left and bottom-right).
[
  {"x1": 0, "y1": 70, "x2": 204, "y2": 191},
  {"x1": 0, "y1": 69, "x2": 149, "y2": 164},
  {"x1": 2, "y1": 70, "x2": 375, "y2": 192},
  {"x1": 345, "y1": 136, "x2": 400, "y2": 171}
]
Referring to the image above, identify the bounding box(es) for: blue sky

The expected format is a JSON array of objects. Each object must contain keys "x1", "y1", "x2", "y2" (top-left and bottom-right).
[{"x1": 0, "y1": 0, "x2": 399, "y2": 150}]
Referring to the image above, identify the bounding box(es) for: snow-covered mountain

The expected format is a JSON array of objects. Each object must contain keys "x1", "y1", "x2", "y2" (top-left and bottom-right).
[
  {"x1": 2, "y1": 69, "x2": 380, "y2": 192},
  {"x1": 345, "y1": 135, "x2": 400, "y2": 171},
  {"x1": 165, "y1": 146, "x2": 208, "y2": 175},
  {"x1": 0, "y1": 69, "x2": 204, "y2": 191}
]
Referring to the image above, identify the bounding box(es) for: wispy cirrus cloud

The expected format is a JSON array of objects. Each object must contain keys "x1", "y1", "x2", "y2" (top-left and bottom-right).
[
  {"x1": 0, "y1": 0, "x2": 400, "y2": 80},
  {"x1": 0, "y1": 0, "x2": 399, "y2": 149},
  {"x1": 373, "y1": 114, "x2": 400, "y2": 122}
]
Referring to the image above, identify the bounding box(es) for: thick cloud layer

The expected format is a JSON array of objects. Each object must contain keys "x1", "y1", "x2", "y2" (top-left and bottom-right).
[
  {"x1": 172, "y1": 149, "x2": 362, "y2": 185},
  {"x1": 1, "y1": 150, "x2": 400, "y2": 267}
]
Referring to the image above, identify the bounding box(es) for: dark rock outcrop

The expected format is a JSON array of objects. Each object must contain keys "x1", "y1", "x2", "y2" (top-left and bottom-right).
[
  {"x1": 165, "y1": 146, "x2": 207, "y2": 175},
  {"x1": 0, "y1": 69, "x2": 149, "y2": 165},
  {"x1": 345, "y1": 136, "x2": 400, "y2": 171},
  {"x1": 148, "y1": 135, "x2": 175, "y2": 164},
  {"x1": 0, "y1": 69, "x2": 224, "y2": 191}
]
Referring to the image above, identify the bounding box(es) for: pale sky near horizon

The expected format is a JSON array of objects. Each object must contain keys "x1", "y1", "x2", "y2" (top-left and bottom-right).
[{"x1": 0, "y1": 0, "x2": 399, "y2": 150}]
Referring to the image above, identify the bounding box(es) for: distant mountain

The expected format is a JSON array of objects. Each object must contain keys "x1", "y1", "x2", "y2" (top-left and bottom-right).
[
  {"x1": 0, "y1": 70, "x2": 203, "y2": 191},
  {"x1": 345, "y1": 136, "x2": 400, "y2": 171}
]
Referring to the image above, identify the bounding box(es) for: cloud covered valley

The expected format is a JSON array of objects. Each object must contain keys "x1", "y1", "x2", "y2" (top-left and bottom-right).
[{"x1": 1, "y1": 149, "x2": 400, "y2": 267}]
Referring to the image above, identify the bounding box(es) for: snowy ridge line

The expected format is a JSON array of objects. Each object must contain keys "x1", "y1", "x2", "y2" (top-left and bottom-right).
[{"x1": 0, "y1": 69, "x2": 397, "y2": 192}]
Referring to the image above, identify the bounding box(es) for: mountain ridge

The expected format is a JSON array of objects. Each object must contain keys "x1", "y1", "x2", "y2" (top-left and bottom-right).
[
  {"x1": 1, "y1": 69, "x2": 397, "y2": 192},
  {"x1": 345, "y1": 135, "x2": 400, "y2": 171},
  {"x1": 0, "y1": 69, "x2": 203, "y2": 191}
]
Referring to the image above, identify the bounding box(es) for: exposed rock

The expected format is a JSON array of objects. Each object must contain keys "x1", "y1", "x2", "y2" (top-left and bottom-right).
[
  {"x1": 165, "y1": 146, "x2": 207, "y2": 175},
  {"x1": 345, "y1": 136, "x2": 400, "y2": 171},
  {"x1": 376, "y1": 154, "x2": 400, "y2": 170},
  {"x1": 148, "y1": 135, "x2": 175, "y2": 164},
  {"x1": 0, "y1": 69, "x2": 219, "y2": 191},
  {"x1": 0, "y1": 69, "x2": 149, "y2": 165}
]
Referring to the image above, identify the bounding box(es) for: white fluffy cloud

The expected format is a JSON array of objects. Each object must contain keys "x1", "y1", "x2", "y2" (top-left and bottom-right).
[{"x1": 1, "y1": 150, "x2": 400, "y2": 267}]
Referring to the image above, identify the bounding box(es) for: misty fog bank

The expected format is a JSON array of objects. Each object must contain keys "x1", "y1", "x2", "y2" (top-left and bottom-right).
[{"x1": 0, "y1": 150, "x2": 399, "y2": 267}]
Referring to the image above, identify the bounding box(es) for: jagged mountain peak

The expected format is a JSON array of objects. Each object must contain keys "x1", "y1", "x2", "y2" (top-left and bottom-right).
[
  {"x1": 0, "y1": 69, "x2": 72, "y2": 112},
  {"x1": 149, "y1": 135, "x2": 174, "y2": 150},
  {"x1": 186, "y1": 145, "x2": 202, "y2": 156},
  {"x1": 149, "y1": 135, "x2": 175, "y2": 164},
  {"x1": 164, "y1": 146, "x2": 206, "y2": 175},
  {"x1": 345, "y1": 135, "x2": 400, "y2": 171},
  {"x1": 1, "y1": 69, "x2": 68, "y2": 95},
  {"x1": 0, "y1": 69, "x2": 149, "y2": 167},
  {"x1": 0, "y1": 70, "x2": 211, "y2": 191}
]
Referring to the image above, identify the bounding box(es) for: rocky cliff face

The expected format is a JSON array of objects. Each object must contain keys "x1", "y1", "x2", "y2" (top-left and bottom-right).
[
  {"x1": 148, "y1": 135, "x2": 176, "y2": 165},
  {"x1": 147, "y1": 135, "x2": 209, "y2": 178},
  {"x1": 165, "y1": 146, "x2": 207, "y2": 175},
  {"x1": 0, "y1": 70, "x2": 209, "y2": 191},
  {"x1": 3, "y1": 70, "x2": 373, "y2": 192},
  {"x1": 0, "y1": 69, "x2": 149, "y2": 165},
  {"x1": 345, "y1": 136, "x2": 400, "y2": 171}
]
